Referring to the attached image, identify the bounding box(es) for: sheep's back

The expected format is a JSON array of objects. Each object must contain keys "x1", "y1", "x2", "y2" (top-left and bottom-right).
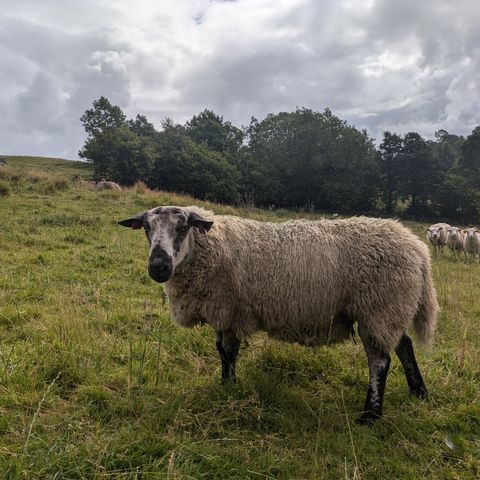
[{"x1": 168, "y1": 215, "x2": 431, "y2": 349}]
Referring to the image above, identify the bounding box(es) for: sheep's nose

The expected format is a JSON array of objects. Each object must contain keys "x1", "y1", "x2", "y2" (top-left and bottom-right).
[{"x1": 148, "y1": 257, "x2": 173, "y2": 282}]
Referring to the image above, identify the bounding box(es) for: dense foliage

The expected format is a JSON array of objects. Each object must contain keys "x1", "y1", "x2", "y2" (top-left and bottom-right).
[{"x1": 79, "y1": 97, "x2": 480, "y2": 221}]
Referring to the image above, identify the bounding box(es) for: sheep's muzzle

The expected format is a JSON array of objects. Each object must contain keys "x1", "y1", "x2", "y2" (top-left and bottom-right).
[{"x1": 148, "y1": 252, "x2": 173, "y2": 283}]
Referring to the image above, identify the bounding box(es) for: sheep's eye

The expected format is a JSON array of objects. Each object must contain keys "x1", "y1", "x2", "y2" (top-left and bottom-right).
[
  {"x1": 144, "y1": 223, "x2": 151, "y2": 232},
  {"x1": 176, "y1": 225, "x2": 189, "y2": 233}
]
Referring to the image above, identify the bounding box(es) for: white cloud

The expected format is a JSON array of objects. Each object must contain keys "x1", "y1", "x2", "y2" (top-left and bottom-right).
[{"x1": 0, "y1": 0, "x2": 480, "y2": 158}]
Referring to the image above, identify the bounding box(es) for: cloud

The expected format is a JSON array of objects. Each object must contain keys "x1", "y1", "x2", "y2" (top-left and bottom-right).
[{"x1": 1, "y1": 0, "x2": 479, "y2": 158}]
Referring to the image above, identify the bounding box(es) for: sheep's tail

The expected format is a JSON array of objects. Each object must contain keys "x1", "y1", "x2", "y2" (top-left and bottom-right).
[{"x1": 413, "y1": 257, "x2": 439, "y2": 346}]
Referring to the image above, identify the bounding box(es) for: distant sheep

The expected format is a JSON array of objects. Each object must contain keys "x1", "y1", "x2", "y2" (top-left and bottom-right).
[
  {"x1": 119, "y1": 206, "x2": 438, "y2": 424},
  {"x1": 463, "y1": 228, "x2": 480, "y2": 261},
  {"x1": 446, "y1": 227, "x2": 464, "y2": 257},
  {"x1": 96, "y1": 178, "x2": 121, "y2": 191},
  {"x1": 427, "y1": 223, "x2": 450, "y2": 256}
]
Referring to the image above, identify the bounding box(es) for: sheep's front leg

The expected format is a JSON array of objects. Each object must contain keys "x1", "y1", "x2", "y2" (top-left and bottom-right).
[
  {"x1": 395, "y1": 334, "x2": 428, "y2": 399},
  {"x1": 357, "y1": 326, "x2": 391, "y2": 424},
  {"x1": 216, "y1": 329, "x2": 240, "y2": 384}
]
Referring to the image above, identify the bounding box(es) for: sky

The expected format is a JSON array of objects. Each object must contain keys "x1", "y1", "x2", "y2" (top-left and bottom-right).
[{"x1": 1, "y1": 0, "x2": 479, "y2": 160}]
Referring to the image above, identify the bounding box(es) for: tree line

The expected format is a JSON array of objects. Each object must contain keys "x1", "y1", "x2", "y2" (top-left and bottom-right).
[{"x1": 79, "y1": 96, "x2": 480, "y2": 222}]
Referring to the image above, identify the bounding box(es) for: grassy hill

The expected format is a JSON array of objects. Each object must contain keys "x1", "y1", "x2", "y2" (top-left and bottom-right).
[
  {"x1": 0, "y1": 155, "x2": 93, "y2": 178},
  {"x1": 0, "y1": 157, "x2": 479, "y2": 479}
]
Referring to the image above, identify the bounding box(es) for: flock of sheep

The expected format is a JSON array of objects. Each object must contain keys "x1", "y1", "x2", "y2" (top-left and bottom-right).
[{"x1": 427, "y1": 222, "x2": 480, "y2": 260}]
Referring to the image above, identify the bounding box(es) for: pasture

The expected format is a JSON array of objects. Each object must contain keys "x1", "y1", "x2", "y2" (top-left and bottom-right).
[{"x1": 0, "y1": 157, "x2": 479, "y2": 479}]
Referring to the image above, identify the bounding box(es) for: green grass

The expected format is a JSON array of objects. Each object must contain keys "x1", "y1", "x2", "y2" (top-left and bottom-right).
[
  {"x1": 1, "y1": 156, "x2": 93, "y2": 179},
  {"x1": 0, "y1": 157, "x2": 479, "y2": 479}
]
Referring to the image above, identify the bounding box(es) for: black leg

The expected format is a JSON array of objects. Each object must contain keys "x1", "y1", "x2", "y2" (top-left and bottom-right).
[
  {"x1": 216, "y1": 329, "x2": 240, "y2": 383},
  {"x1": 395, "y1": 335, "x2": 428, "y2": 399},
  {"x1": 357, "y1": 327, "x2": 391, "y2": 424}
]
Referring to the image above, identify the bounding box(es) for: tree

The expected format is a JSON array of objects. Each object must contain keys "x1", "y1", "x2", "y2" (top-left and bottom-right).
[
  {"x1": 80, "y1": 126, "x2": 155, "y2": 184},
  {"x1": 396, "y1": 132, "x2": 438, "y2": 214},
  {"x1": 151, "y1": 122, "x2": 242, "y2": 203},
  {"x1": 127, "y1": 114, "x2": 157, "y2": 138},
  {"x1": 246, "y1": 108, "x2": 380, "y2": 212},
  {"x1": 185, "y1": 109, "x2": 244, "y2": 155},
  {"x1": 438, "y1": 125, "x2": 480, "y2": 221},
  {"x1": 379, "y1": 132, "x2": 403, "y2": 214},
  {"x1": 459, "y1": 126, "x2": 480, "y2": 179},
  {"x1": 430, "y1": 129, "x2": 464, "y2": 173},
  {"x1": 79, "y1": 96, "x2": 126, "y2": 140}
]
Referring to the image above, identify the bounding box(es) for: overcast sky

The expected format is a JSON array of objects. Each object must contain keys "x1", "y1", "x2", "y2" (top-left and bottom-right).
[{"x1": 1, "y1": 0, "x2": 479, "y2": 159}]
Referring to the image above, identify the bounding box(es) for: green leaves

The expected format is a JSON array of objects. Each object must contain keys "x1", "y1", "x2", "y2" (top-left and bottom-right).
[{"x1": 78, "y1": 97, "x2": 480, "y2": 221}]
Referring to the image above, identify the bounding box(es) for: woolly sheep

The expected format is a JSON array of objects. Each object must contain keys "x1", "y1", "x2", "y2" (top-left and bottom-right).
[
  {"x1": 426, "y1": 223, "x2": 450, "y2": 256},
  {"x1": 446, "y1": 227, "x2": 464, "y2": 258},
  {"x1": 119, "y1": 206, "x2": 438, "y2": 424},
  {"x1": 96, "y1": 178, "x2": 121, "y2": 191},
  {"x1": 463, "y1": 227, "x2": 480, "y2": 261}
]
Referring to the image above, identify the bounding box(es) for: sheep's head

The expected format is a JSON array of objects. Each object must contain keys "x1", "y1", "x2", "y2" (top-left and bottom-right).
[
  {"x1": 427, "y1": 226, "x2": 443, "y2": 240},
  {"x1": 463, "y1": 227, "x2": 478, "y2": 239},
  {"x1": 119, "y1": 206, "x2": 213, "y2": 282},
  {"x1": 447, "y1": 227, "x2": 460, "y2": 239}
]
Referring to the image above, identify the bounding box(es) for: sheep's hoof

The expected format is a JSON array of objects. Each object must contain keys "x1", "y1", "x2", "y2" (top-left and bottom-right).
[
  {"x1": 410, "y1": 385, "x2": 428, "y2": 399},
  {"x1": 356, "y1": 411, "x2": 381, "y2": 425},
  {"x1": 221, "y1": 377, "x2": 236, "y2": 385}
]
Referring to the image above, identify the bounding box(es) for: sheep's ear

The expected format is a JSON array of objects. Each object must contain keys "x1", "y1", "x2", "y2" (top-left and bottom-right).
[
  {"x1": 118, "y1": 212, "x2": 146, "y2": 229},
  {"x1": 427, "y1": 228, "x2": 432, "y2": 232},
  {"x1": 438, "y1": 226, "x2": 444, "y2": 231},
  {"x1": 188, "y1": 211, "x2": 213, "y2": 234}
]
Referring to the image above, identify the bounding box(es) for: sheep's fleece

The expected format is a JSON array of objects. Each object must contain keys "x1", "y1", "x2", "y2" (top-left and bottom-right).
[
  {"x1": 120, "y1": 206, "x2": 438, "y2": 423},
  {"x1": 164, "y1": 208, "x2": 437, "y2": 352}
]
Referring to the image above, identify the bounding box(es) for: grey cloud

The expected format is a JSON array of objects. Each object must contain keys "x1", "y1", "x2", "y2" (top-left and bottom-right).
[{"x1": 1, "y1": 0, "x2": 480, "y2": 158}]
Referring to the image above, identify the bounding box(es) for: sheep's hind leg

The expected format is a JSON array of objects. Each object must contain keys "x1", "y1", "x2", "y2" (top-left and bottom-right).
[
  {"x1": 357, "y1": 326, "x2": 391, "y2": 424},
  {"x1": 216, "y1": 329, "x2": 240, "y2": 384},
  {"x1": 395, "y1": 334, "x2": 428, "y2": 399}
]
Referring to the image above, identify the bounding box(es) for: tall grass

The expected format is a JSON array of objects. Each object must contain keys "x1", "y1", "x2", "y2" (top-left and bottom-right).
[{"x1": 0, "y1": 157, "x2": 479, "y2": 479}]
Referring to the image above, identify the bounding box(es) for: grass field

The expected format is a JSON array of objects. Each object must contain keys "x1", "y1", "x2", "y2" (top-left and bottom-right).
[{"x1": 0, "y1": 156, "x2": 479, "y2": 479}]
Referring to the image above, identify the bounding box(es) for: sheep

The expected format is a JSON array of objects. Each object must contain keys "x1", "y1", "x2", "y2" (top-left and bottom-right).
[
  {"x1": 426, "y1": 223, "x2": 450, "y2": 256},
  {"x1": 446, "y1": 227, "x2": 465, "y2": 258},
  {"x1": 96, "y1": 178, "x2": 121, "y2": 191},
  {"x1": 119, "y1": 206, "x2": 438, "y2": 424},
  {"x1": 462, "y1": 228, "x2": 480, "y2": 262}
]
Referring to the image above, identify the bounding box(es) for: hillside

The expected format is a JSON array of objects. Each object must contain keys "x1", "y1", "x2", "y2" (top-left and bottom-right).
[
  {"x1": 0, "y1": 157, "x2": 479, "y2": 479},
  {"x1": 1, "y1": 155, "x2": 94, "y2": 178}
]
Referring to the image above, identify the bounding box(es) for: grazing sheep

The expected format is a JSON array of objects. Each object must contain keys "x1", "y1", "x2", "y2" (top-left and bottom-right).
[
  {"x1": 119, "y1": 206, "x2": 438, "y2": 424},
  {"x1": 446, "y1": 227, "x2": 465, "y2": 258},
  {"x1": 96, "y1": 178, "x2": 121, "y2": 191},
  {"x1": 426, "y1": 223, "x2": 450, "y2": 256},
  {"x1": 463, "y1": 228, "x2": 480, "y2": 262}
]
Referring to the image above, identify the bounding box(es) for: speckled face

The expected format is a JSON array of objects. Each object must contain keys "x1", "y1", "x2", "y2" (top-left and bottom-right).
[
  {"x1": 119, "y1": 206, "x2": 213, "y2": 283},
  {"x1": 143, "y1": 207, "x2": 194, "y2": 283}
]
